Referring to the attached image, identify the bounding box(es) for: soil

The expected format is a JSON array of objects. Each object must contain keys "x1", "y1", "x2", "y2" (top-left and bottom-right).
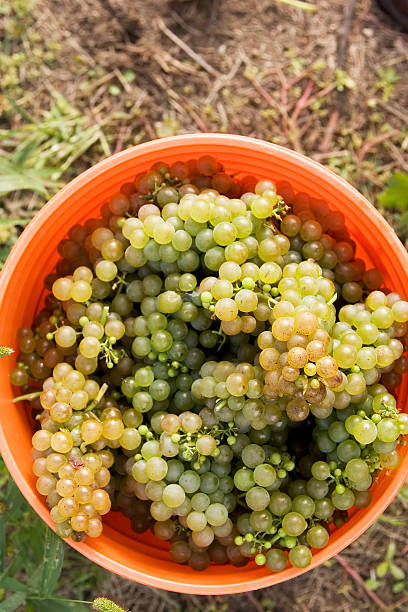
[{"x1": 2, "y1": 0, "x2": 408, "y2": 610}]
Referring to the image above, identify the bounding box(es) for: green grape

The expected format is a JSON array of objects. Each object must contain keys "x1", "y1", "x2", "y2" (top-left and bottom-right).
[{"x1": 282, "y1": 512, "x2": 307, "y2": 536}]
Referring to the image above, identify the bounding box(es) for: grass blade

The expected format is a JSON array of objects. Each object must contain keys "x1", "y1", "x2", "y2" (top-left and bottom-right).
[
  {"x1": 0, "y1": 592, "x2": 27, "y2": 612},
  {"x1": 5, "y1": 95, "x2": 35, "y2": 124},
  {"x1": 39, "y1": 527, "x2": 64, "y2": 596}
]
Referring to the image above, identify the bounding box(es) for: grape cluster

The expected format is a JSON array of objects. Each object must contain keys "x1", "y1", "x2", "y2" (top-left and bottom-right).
[{"x1": 10, "y1": 156, "x2": 408, "y2": 572}]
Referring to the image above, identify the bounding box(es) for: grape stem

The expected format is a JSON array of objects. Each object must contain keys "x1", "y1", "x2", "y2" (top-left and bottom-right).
[
  {"x1": 13, "y1": 390, "x2": 41, "y2": 403},
  {"x1": 100, "y1": 305, "x2": 109, "y2": 327},
  {"x1": 86, "y1": 382, "x2": 108, "y2": 411}
]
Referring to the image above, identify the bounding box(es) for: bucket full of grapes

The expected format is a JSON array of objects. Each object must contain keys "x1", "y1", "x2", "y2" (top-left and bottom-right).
[{"x1": 1, "y1": 133, "x2": 408, "y2": 594}]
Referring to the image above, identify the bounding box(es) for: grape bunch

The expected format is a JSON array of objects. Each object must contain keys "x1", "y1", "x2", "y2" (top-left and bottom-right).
[{"x1": 10, "y1": 155, "x2": 408, "y2": 573}]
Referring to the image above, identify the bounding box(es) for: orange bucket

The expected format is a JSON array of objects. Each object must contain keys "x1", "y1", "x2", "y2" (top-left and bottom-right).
[{"x1": 1, "y1": 134, "x2": 407, "y2": 594}]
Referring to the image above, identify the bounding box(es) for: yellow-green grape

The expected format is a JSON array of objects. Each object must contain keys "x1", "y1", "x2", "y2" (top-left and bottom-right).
[
  {"x1": 91, "y1": 227, "x2": 114, "y2": 250},
  {"x1": 71, "y1": 513, "x2": 89, "y2": 532},
  {"x1": 103, "y1": 418, "x2": 124, "y2": 440},
  {"x1": 251, "y1": 196, "x2": 275, "y2": 219},
  {"x1": 392, "y1": 300, "x2": 408, "y2": 322},
  {"x1": 122, "y1": 217, "x2": 143, "y2": 239},
  {"x1": 58, "y1": 496, "x2": 79, "y2": 518},
  {"x1": 138, "y1": 203, "x2": 161, "y2": 221},
  {"x1": 294, "y1": 311, "x2": 318, "y2": 336},
  {"x1": 52, "y1": 277, "x2": 73, "y2": 301},
  {"x1": 214, "y1": 298, "x2": 238, "y2": 321},
  {"x1": 258, "y1": 238, "x2": 280, "y2": 262},
  {"x1": 101, "y1": 238, "x2": 124, "y2": 262},
  {"x1": 235, "y1": 289, "x2": 258, "y2": 313},
  {"x1": 154, "y1": 222, "x2": 175, "y2": 245},
  {"x1": 70, "y1": 280, "x2": 92, "y2": 303},
  {"x1": 95, "y1": 260, "x2": 117, "y2": 282},
  {"x1": 211, "y1": 279, "x2": 234, "y2": 300},
  {"x1": 218, "y1": 261, "x2": 241, "y2": 282},
  {"x1": 196, "y1": 435, "x2": 217, "y2": 456},
  {"x1": 51, "y1": 431, "x2": 73, "y2": 453},
  {"x1": 104, "y1": 319, "x2": 125, "y2": 339},
  {"x1": 225, "y1": 241, "x2": 248, "y2": 265},
  {"x1": 83, "y1": 321, "x2": 104, "y2": 339},
  {"x1": 79, "y1": 337, "x2": 101, "y2": 359},
  {"x1": 36, "y1": 474, "x2": 57, "y2": 496},
  {"x1": 130, "y1": 228, "x2": 149, "y2": 249},
  {"x1": 82, "y1": 453, "x2": 103, "y2": 472},
  {"x1": 86, "y1": 517, "x2": 103, "y2": 538},
  {"x1": 226, "y1": 372, "x2": 248, "y2": 396},
  {"x1": 158, "y1": 291, "x2": 183, "y2": 314},
  {"x1": 213, "y1": 222, "x2": 237, "y2": 246},
  {"x1": 144, "y1": 215, "x2": 164, "y2": 237},
  {"x1": 259, "y1": 348, "x2": 280, "y2": 371},
  {"x1": 50, "y1": 402, "x2": 72, "y2": 423},
  {"x1": 376, "y1": 345, "x2": 395, "y2": 367},
  {"x1": 190, "y1": 198, "x2": 211, "y2": 223},
  {"x1": 45, "y1": 453, "x2": 67, "y2": 473},
  {"x1": 74, "y1": 467, "x2": 95, "y2": 486},
  {"x1": 50, "y1": 506, "x2": 66, "y2": 524},
  {"x1": 56, "y1": 477, "x2": 75, "y2": 497},
  {"x1": 119, "y1": 428, "x2": 141, "y2": 450},
  {"x1": 145, "y1": 457, "x2": 168, "y2": 481},
  {"x1": 64, "y1": 370, "x2": 86, "y2": 391},
  {"x1": 55, "y1": 326, "x2": 77, "y2": 348},
  {"x1": 241, "y1": 262, "x2": 260, "y2": 282},
  {"x1": 75, "y1": 354, "x2": 98, "y2": 375},
  {"x1": 94, "y1": 467, "x2": 111, "y2": 488},
  {"x1": 162, "y1": 484, "x2": 185, "y2": 508},
  {"x1": 32, "y1": 429, "x2": 52, "y2": 451},
  {"x1": 73, "y1": 266, "x2": 93, "y2": 284},
  {"x1": 272, "y1": 317, "x2": 295, "y2": 342},
  {"x1": 83, "y1": 379, "x2": 99, "y2": 400},
  {"x1": 259, "y1": 262, "x2": 282, "y2": 284}
]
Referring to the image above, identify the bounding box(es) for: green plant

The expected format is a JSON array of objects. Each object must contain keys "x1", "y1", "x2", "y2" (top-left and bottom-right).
[
  {"x1": 0, "y1": 459, "x2": 125, "y2": 610},
  {"x1": 0, "y1": 94, "x2": 110, "y2": 199},
  {"x1": 0, "y1": 347, "x2": 13, "y2": 357},
  {"x1": 379, "y1": 173, "x2": 408, "y2": 240},
  {"x1": 379, "y1": 173, "x2": 408, "y2": 211},
  {"x1": 365, "y1": 541, "x2": 406, "y2": 594},
  {"x1": 375, "y1": 67, "x2": 400, "y2": 102}
]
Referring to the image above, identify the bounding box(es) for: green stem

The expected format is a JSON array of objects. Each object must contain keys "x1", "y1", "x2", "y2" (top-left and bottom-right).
[
  {"x1": 100, "y1": 306, "x2": 109, "y2": 327},
  {"x1": 86, "y1": 382, "x2": 108, "y2": 411},
  {"x1": 28, "y1": 596, "x2": 91, "y2": 604},
  {"x1": 13, "y1": 391, "x2": 41, "y2": 403}
]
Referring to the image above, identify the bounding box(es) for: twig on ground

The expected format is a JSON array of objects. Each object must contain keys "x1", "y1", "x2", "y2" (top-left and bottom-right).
[
  {"x1": 289, "y1": 79, "x2": 314, "y2": 151},
  {"x1": 290, "y1": 79, "x2": 314, "y2": 129},
  {"x1": 206, "y1": 54, "x2": 244, "y2": 106},
  {"x1": 180, "y1": 100, "x2": 210, "y2": 132},
  {"x1": 246, "y1": 592, "x2": 264, "y2": 612},
  {"x1": 335, "y1": 554, "x2": 387, "y2": 609},
  {"x1": 319, "y1": 110, "x2": 339, "y2": 153},
  {"x1": 156, "y1": 17, "x2": 220, "y2": 78},
  {"x1": 337, "y1": 0, "x2": 358, "y2": 69},
  {"x1": 114, "y1": 126, "x2": 126, "y2": 154},
  {"x1": 277, "y1": 67, "x2": 289, "y2": 135},
  {"x1": 357, "y1": 129, "x2": 400, "y2": 169},
  {"x1": 387, "y1": 594, "x2": 408, "y2": 611},
  {"x1": 376, "y1": 99, "x2": 408, "y2": 125}
]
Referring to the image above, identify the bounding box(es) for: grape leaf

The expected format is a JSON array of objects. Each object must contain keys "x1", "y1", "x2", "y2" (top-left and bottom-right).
[{"x1": 379, "y1": 173, "x2": 408, "y2": 211}]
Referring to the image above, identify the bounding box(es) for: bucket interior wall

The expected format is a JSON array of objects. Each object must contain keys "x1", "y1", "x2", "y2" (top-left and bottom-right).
[{"x1": 0, "y1": 135, "x2": 407, "y2": 594}]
